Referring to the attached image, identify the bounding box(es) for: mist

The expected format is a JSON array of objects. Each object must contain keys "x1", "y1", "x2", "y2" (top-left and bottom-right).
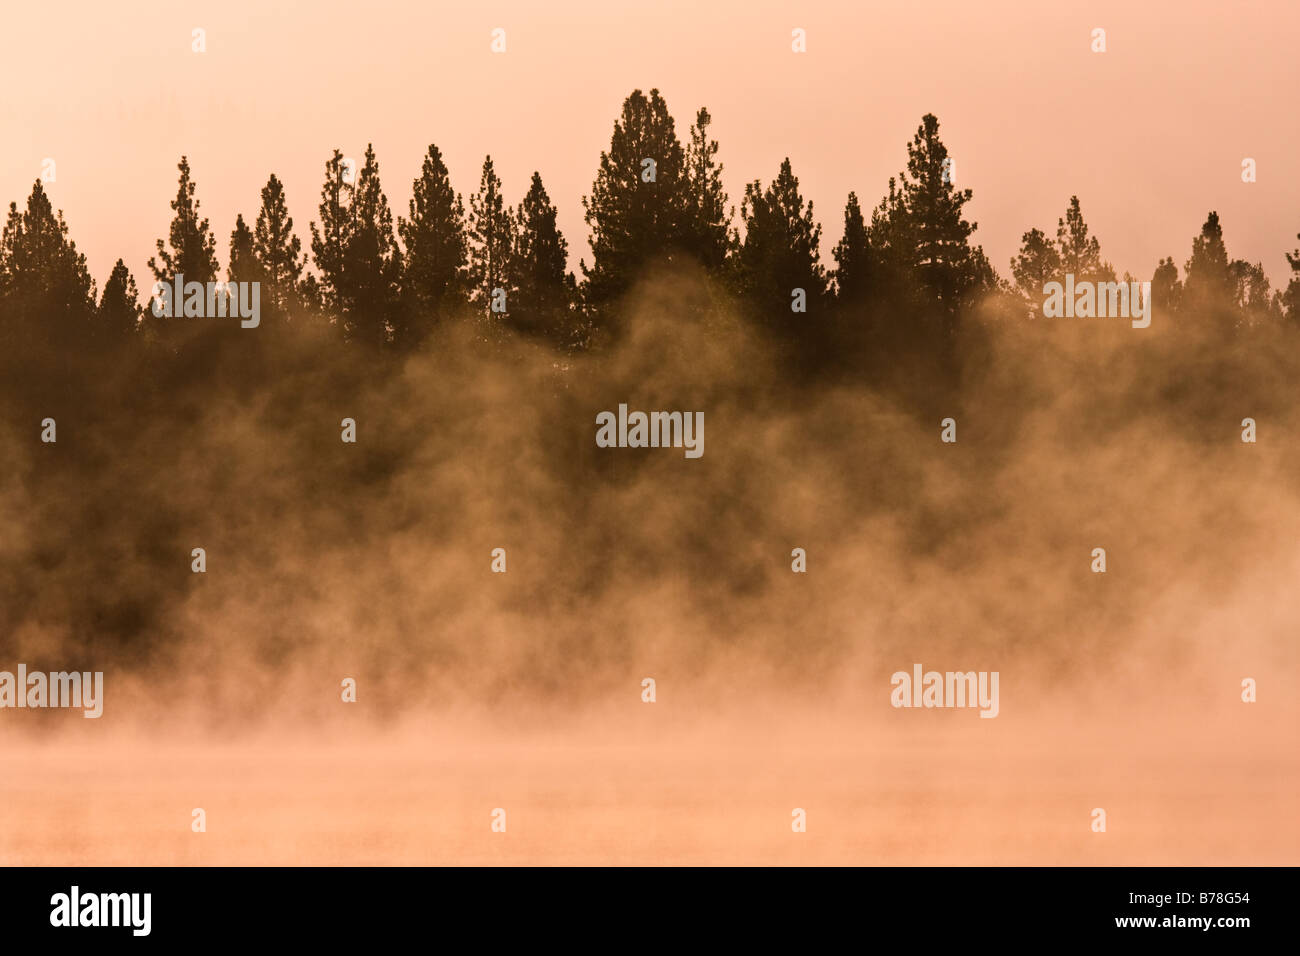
[{"x1": 1, "y1": 266, "x2": 1296, "y2": 863}]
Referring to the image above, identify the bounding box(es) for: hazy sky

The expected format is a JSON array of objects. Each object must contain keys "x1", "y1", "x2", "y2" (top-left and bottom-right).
[{"x1": 2, "y1": 0, "x2": 1296, "y2": 293}]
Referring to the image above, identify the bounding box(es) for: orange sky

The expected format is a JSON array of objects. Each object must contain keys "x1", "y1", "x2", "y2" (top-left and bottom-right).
[{"x1": 2, "y1": 0, "x2": 1296, "y2": 294}]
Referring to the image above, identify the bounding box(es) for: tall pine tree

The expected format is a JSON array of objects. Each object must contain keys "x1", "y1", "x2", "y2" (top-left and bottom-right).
[
  {"x1": 1010, "y1": 197, "x2": 1111, "y2": 316},
  {"x1": 1228, "y1": 258, "x2": 1276, "y2": 324},
  {"x1": 341, "y1": 144, "x2": 401, "y2": 346},
  {"x1": 149, "y1": 156, "x2": 220, "y2": 287},
  {"x1": 888, "y1": 114, "x2": 993, "y2": 326},
  {"x1": 581, "y1": 88, "x2": 688, "y2": 314},
  {"x1": 253, "y1": 173, "x2": 306, "y2": 319},
  {"x1": 97, "y1": 259, "x2": 142, "y2": 342},
  {"x1": 682, "y1": 107, "x2": 731, "y2": 272},
  {"x1": 1055, "y1": 196, "x2": 1113, "y2": 281},
  {"x1": 467, "y1": 155, "x2": 514, "y2": 322},
  {"x1": 866, "y1": 176, "x2": 914, "y2": 305},
  {"x1": 833, "y1": 192, "x2": 871, "y2": 304},
  {"x1": 1184, "y1": 211, "x2": 1232, "y2": 305},
  {"x1": 228, "y1": 214, "x2": 259, "y2": 285},
  {"x1": 736, "y1": 158, "x2": 827, "y2": 329},
  {"x1": 0, "y1": 180, "x2": 96, "y2": 350},
  {"x1": 1010, "y1": 227, "x2": 1061, "y2": 307},
  {"x1": 1151, "y1": 257, "x2": 1182, "y2": 317},
  {"x1": 509, "y1": 171, "x2": 574, "y2": 343},
  {"x1": 309, "y1": 149, "x2": 353, "y2": 320},
  {"x1": 397, "y1": 143, "x2": 469, "y2": 347}
]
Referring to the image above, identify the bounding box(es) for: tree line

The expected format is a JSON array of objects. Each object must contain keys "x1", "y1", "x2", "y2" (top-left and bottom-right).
[{"x1": 3, "y1": 87, "x2": 1298, "y2": 366}]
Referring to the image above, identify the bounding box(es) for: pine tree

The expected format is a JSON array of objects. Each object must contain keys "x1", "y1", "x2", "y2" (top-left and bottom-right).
[
  {"x1": 342, "y1": 144, "x2": 401, "y2": 346},
  {"x1": 1183, "y1": 211, "x2": 1234, "y2": 316},
  {"x1": 228, "y1": 214, "x2": 259, "y2": 285},
  {"x1": 1179, "y1": 211, "x2": 1246, "y2": 334},
  {"x1": 894, "y1": 114, "x2": 993, "y2": 323},
  {"x1": 1010, "y1": 228, "x2": 1061, "y2": 308},
  {"x1": 0, "y1": 180, "x2": 96, "y2": 349},
  {"x1": 1055, "y1": 196, "x2": 1112, "y2": 281},
  {"x1": 581, "y1": 88, "x2": 688, "y2": 313},
  {"x1": 149, "y1": 156, "x2": 219, "y2": 287},
  {"x1": 1151, "y1": 257, "x2": 1182, "y2": 316},
  {"x1": 509, "y1": 171, "x2": 574, "y2": 342},
  {"x1": 1280, "y1": 232, "x2": 1300, "y2": 324},
  {"x1": 309, "y1": 149, "x2": 353, "y2": 320},
  {"x1": 1229, "y1": 259, "x2": 1276, "y2": 324},
  {"x1": 736, "y1": 158, "x2": 827, "y2": 328},
  {"x1": 833, "y1": 192, "x2": 871, "y2": 303},
  {"x1": 298, "y1": 273, "x2": 324, "y2": 321},
  {"x1": 866, "y1": 176, "x2": 914, "y2": 304},
  {"x1": 1184, "y1": 211, "x2": 1232, "y2": 302},
  {"x1": 682, "y1": 107, "x2": 731, "y2": 272},
  {"x1": 221, "y1": 214, "x2": 259, "y2": 327},
  {"x1": 1009, "y1": 199, "x2": 1111, "y2": 316},
  {"x1": 97, "y1": 259, "x2": 142, "y2": 340},
  {"x1": 468, "y1": 156, "x2": 514, "y2": 321},
  {"x1": 253, "y1": 173, "x2": 306, "y2": 318},
  {"x1": 398, "y1": 143, "x2": 469, "y2": 347}
]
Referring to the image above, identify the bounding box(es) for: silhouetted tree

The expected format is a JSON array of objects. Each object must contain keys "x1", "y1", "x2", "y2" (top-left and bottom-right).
[
  {"x1": 398, "y1": 143, "x2": 469, "y2": 347},
  {"x1": 509, "y1": 172, "x2": 574, "y2": 343},
  {"x1": 96, "y1": 259, "x2": 142, "y2": 341},
  {"x1": 866, "y1": 176, "x2": 915, "y2": 306},
  {"x1": 1010, "y1": 197, "x2": 1112, "y2": 317},
  {"x1": 228, "y1": 214, "x2": 259, "y2": 286},
  {"x1": 468, "y1": 156, "x2": 514, "y2": 325},
  {"x1": 309, "y1": 149, "x2": 352, "y2": 320},
  {"x1": 1010, "y1": 227, "x2": 1061, "y2": 312},
  {"x1": 298, "y1": 274, "x2": 324, "y2": 323},
  {"x1": 682, "y1": 107, "x2": 731, "y2": 272},
  {"x1": 895, "y1": 114, "x2": 994, "y2": 326},
  {"x1": 1229, "y1": 259, "x2": 1277, "y2": 325},
  {"x1": 1184, "y1": 212, "x2": 1232, "y2": 306},
  {"x1": 1281, "y1": 231, "x2": 1300, "y2": 324},
  {"x1": 1055, "y1": 196, "x2": 1113, "y2": 281},
  {"x1": 253, "y1": 173, "x2": 307, "y2": 319},
  {"x1": 1151, "y1": 257, "x2": 1182, "y2": 316},
  {"x1": 149, "y1": 156, "x2": 220, "y2": 288},
  {"x1": 581, "y1": 88, "x2": 688, "y2": 315},
  {"x1": 873, "y1": 113, "x2": 993, "y2": 330},
  {"x1": 0, "y1": 180, "x2": 96, "y2": 351},
  {"x1": 341, "y1": 144, "x2": 401, "y2": 346},
  {"x1": 1183, "y1": 211, "x2": 1235, "y2": 332},
  {"x1": 833, "y1": 192, "x2": 871, "y2": 304},
  {"x1": 736, "y1": 158, "x2": 827, "y2": 334}
]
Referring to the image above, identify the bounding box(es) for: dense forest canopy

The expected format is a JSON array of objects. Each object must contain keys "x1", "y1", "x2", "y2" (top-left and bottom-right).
[{"x1": 3, "y1": 89, "x2": 1297, "y2": 366}]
